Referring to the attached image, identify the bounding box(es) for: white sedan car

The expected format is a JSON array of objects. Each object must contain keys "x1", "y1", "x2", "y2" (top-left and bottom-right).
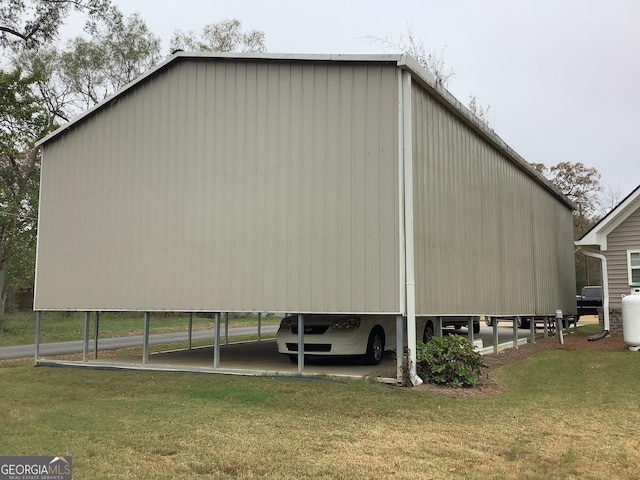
[
  {"x1": 277, "y1": 314, "x2": 481, "y2": 365},
  {"x1": 276, "y1": 314, "x2": 433, "y2": 365}
]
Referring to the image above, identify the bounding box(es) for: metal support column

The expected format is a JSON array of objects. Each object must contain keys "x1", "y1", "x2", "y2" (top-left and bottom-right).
[
  {"x1": 396, "y1": 315, "x2": 404, "y2": 384},
  {"x1": 297, "y1": 314, "x2": 304, "y2": 374},
  {"x1": 224, "y1": 312, "x2": 229, "y2": 345},
  {"x1": 214, "y1": 312, "x2": 221, "y2": 368},
  {"x1": 93, "y1": 311, "x2": 100, "y2": 360},
  {"x1": 492, "y1": 317, "x2": 499, "y2": 354},
  {"x1": 257, "y1": 312, "x2": 262, "y2": 341},
  {"x1": 513, "y1": 316, "x2": 519, "y2": 349},
  {"x1": 83, "y1": 311, "x2": 90, "y2": 362},
  {"x1": 544, "y1": 316, "x2": 549, "y2": 337},
  {"x1": 530, "y1": 316, "x2": 536, "y2": 344},
  {"x1": 142, "y1": 312, "x2": 150, "y2": 364},
  {"x1": 187, "y1": 312, "x2": 193, "y2": 350},
  {"x1": 35, "y1": 311, "x2": 41, "y2": 363},
  {"x1": 468, "y1": 317, "x2": 474, "y2": 343},
  {"x1": 435, "y1": 317, "x2": 443, "y2": 338}
]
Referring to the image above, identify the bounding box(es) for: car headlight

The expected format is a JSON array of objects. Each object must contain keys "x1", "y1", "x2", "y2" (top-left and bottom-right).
[
  {"x1": 279, "y1": 317, "x2": 293, "y2": 329},
  {"x1": 331, "y1": 317, "x2": 360, "y2": 329}
]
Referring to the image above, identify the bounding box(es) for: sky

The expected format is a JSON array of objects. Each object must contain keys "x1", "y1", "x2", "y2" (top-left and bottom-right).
[{"x1": 62, "y1": 0, "x2": 640, "y2": 199}]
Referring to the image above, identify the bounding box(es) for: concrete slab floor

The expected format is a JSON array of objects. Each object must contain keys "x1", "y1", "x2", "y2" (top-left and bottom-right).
[{"x1": 90, "y1": 339, "x2": 399, "y2": 380}]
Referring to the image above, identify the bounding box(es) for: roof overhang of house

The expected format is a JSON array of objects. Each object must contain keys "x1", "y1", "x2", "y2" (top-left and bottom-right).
[{"x1": 575, "y1": 185, "x2": 640, "y2": 250}]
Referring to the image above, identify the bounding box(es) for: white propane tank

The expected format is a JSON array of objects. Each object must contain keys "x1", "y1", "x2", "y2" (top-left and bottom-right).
[{"x1": 622, "y1": 284, "x2": 640, "y2": 351}]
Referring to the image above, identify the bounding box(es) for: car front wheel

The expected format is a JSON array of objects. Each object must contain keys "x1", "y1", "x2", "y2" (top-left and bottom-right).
[{"x1": 364, "y1": 328, "x2": 384, "y2": 365}]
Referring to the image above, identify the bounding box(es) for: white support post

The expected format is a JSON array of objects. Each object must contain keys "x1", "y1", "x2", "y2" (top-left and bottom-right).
[
  {"x1": 93, "y1": 311, "x2": 100, "y2": 360},
  {"x1": 468, "y1": 317, "x2": 475, "y2": 343},
  {"x1": 214, "y1": 312, "x2": 221, "y2": 368},
  {"x1": 35, "y1": 311, "x2": 41, "y2": 363},
  {"x1": 188, "y1": 312, "x2": 193, "y2": 350},
  {"x1": 297, "y1": 314, "x2": 304, "y2": 374},
  {"x1": 492, "y1": 317, "x2": 499, "y2": 354},
  {"x1": 513, "y1": 316, "x2": 519, "y2": 349},
  {"x1": 83, "y1": 311, "x2": 90, "y2": 363},
  {"x1": 142, "y1": 312, "x2": 150, "y2": 364}
]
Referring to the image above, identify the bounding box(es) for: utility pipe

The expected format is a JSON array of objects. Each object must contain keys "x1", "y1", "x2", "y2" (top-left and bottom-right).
[{"x1": 400, "y1": 67, "x2": 422, "y2": 386}]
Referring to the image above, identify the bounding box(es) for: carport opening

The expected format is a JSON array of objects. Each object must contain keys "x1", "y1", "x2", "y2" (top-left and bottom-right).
[{"x1": 33, "y1": 310, "x2": 572, "y2": 385}]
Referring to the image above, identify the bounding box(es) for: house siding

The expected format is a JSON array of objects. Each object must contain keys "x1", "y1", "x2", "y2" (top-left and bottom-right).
[{"x1": 605, "y1": 207, "x2": 640, "y2": 309}]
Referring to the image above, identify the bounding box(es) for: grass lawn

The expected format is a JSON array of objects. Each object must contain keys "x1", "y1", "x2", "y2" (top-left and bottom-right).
[
  {"x1": 0, "y1": 311, "x2": 282, "y2": 347},
  {"x1": 1, "y1": 328, "x2": 639, "y2": 479}
]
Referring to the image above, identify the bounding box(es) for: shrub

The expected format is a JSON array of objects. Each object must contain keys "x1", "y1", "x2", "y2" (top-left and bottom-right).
[{"x1": 416, "y1": 335, "x2": 484, "y2": 387}]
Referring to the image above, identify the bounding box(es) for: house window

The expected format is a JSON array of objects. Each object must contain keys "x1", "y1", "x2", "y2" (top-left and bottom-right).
[{"x1": 629, "y1": 251, "x2": 640, "y2": 284}]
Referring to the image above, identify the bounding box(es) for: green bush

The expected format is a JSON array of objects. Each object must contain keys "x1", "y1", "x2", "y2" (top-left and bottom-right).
[{"x1": 416, "y1": 335, "x2": 484, "y2": 387}]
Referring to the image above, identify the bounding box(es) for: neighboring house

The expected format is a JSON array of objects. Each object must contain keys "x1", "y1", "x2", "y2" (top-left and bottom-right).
[
  {"x1": 34, "y1": 52, "x2": 576, "y2": 382},
  {"x1": 576, "y1": 185, "x2": 640, "y2": 333}
]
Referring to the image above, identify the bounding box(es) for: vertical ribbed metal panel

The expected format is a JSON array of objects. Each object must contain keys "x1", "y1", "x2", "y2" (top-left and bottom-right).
[
  {"x1": 34, "y1": 59, "x2": 400, "y2": 313},
  {"x1": 411, "y1": 84, "x2": 576, "y2": 316}
]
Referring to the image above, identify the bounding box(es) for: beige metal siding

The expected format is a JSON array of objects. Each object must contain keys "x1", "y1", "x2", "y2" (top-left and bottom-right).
[
  {"x1": 411, "y1": 84, "x2": 576, "y2": 316},
  {"x1": 35, "y1": 59, "x2": 400, "y2": 312},
  {"x1": 605, "y1": 208, "x2": 640, "y2": 309}
]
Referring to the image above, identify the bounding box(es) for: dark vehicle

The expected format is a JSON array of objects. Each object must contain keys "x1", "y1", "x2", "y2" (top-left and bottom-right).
[{"x1": 576, "y1": 286, "x2": 603, "y2": 319}]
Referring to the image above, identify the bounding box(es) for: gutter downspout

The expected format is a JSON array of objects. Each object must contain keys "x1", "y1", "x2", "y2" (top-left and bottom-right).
[
  {"x1": 399, "y1": 64, "x2": 422, "y2": 386},
  {"x1": 579, "y1": 249, "x2": 610, "y2": 337}
]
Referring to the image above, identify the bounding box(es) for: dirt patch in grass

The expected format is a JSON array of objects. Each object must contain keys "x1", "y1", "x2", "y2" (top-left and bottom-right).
[{"x1": 416, "y1": 330, "x2": 628, "y2": 398}]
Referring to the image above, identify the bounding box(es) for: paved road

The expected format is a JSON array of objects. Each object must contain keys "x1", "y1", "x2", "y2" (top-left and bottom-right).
[{"x1": 0, "y1": 325, "x2": 280, "y2": 361}]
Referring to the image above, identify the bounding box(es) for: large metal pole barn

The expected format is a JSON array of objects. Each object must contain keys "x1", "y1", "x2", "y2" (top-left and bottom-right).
[{"x1": 33, "y1": 53, "x2": 576, "y2": 384}]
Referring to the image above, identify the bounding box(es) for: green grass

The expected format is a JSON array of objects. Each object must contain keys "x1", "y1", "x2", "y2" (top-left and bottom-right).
[
  {"x1": 0, "y1": 311, "x2": 282, "y2": 347},
  {"x1": 1, "y1": 333, "x2": 640, "y2": 479}
]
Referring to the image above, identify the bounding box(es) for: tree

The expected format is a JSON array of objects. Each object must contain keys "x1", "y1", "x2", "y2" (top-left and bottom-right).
[
  {"x1": 534, "y1": 161, "x2": 603, "y2": 290},
  {"x1": 170, "y1": 19, "x2": 266, "y2": 53},
  {"x1": 547, "y1": 161, "x2": 602, "y2": 236},
  {"x1": 363, "y1": 26, "x2": 455, "y2": 87},
  {"x1": 3, "y1": 7, "x2": 160, "y2": 313},
  {"x1": 14, "y1": 11, "x2": 162, "y2": 123},
  {"x1": 0, "y1": 68, "x2": 50, "y2": 316},
  {"x1": 597, "y1": 186, "x2": 623, "y2": 217},
  {"x1": 365, "y1": 27, "x2": 493, "y2": 127},
  {"x1": 0, "y1": 0, "x2": 116, "y2": 50}
]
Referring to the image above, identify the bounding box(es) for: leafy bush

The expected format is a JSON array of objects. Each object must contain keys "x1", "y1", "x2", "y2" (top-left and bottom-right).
[{"x1": 416, "y1": 335, "x2": 484, "y2": 387}]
